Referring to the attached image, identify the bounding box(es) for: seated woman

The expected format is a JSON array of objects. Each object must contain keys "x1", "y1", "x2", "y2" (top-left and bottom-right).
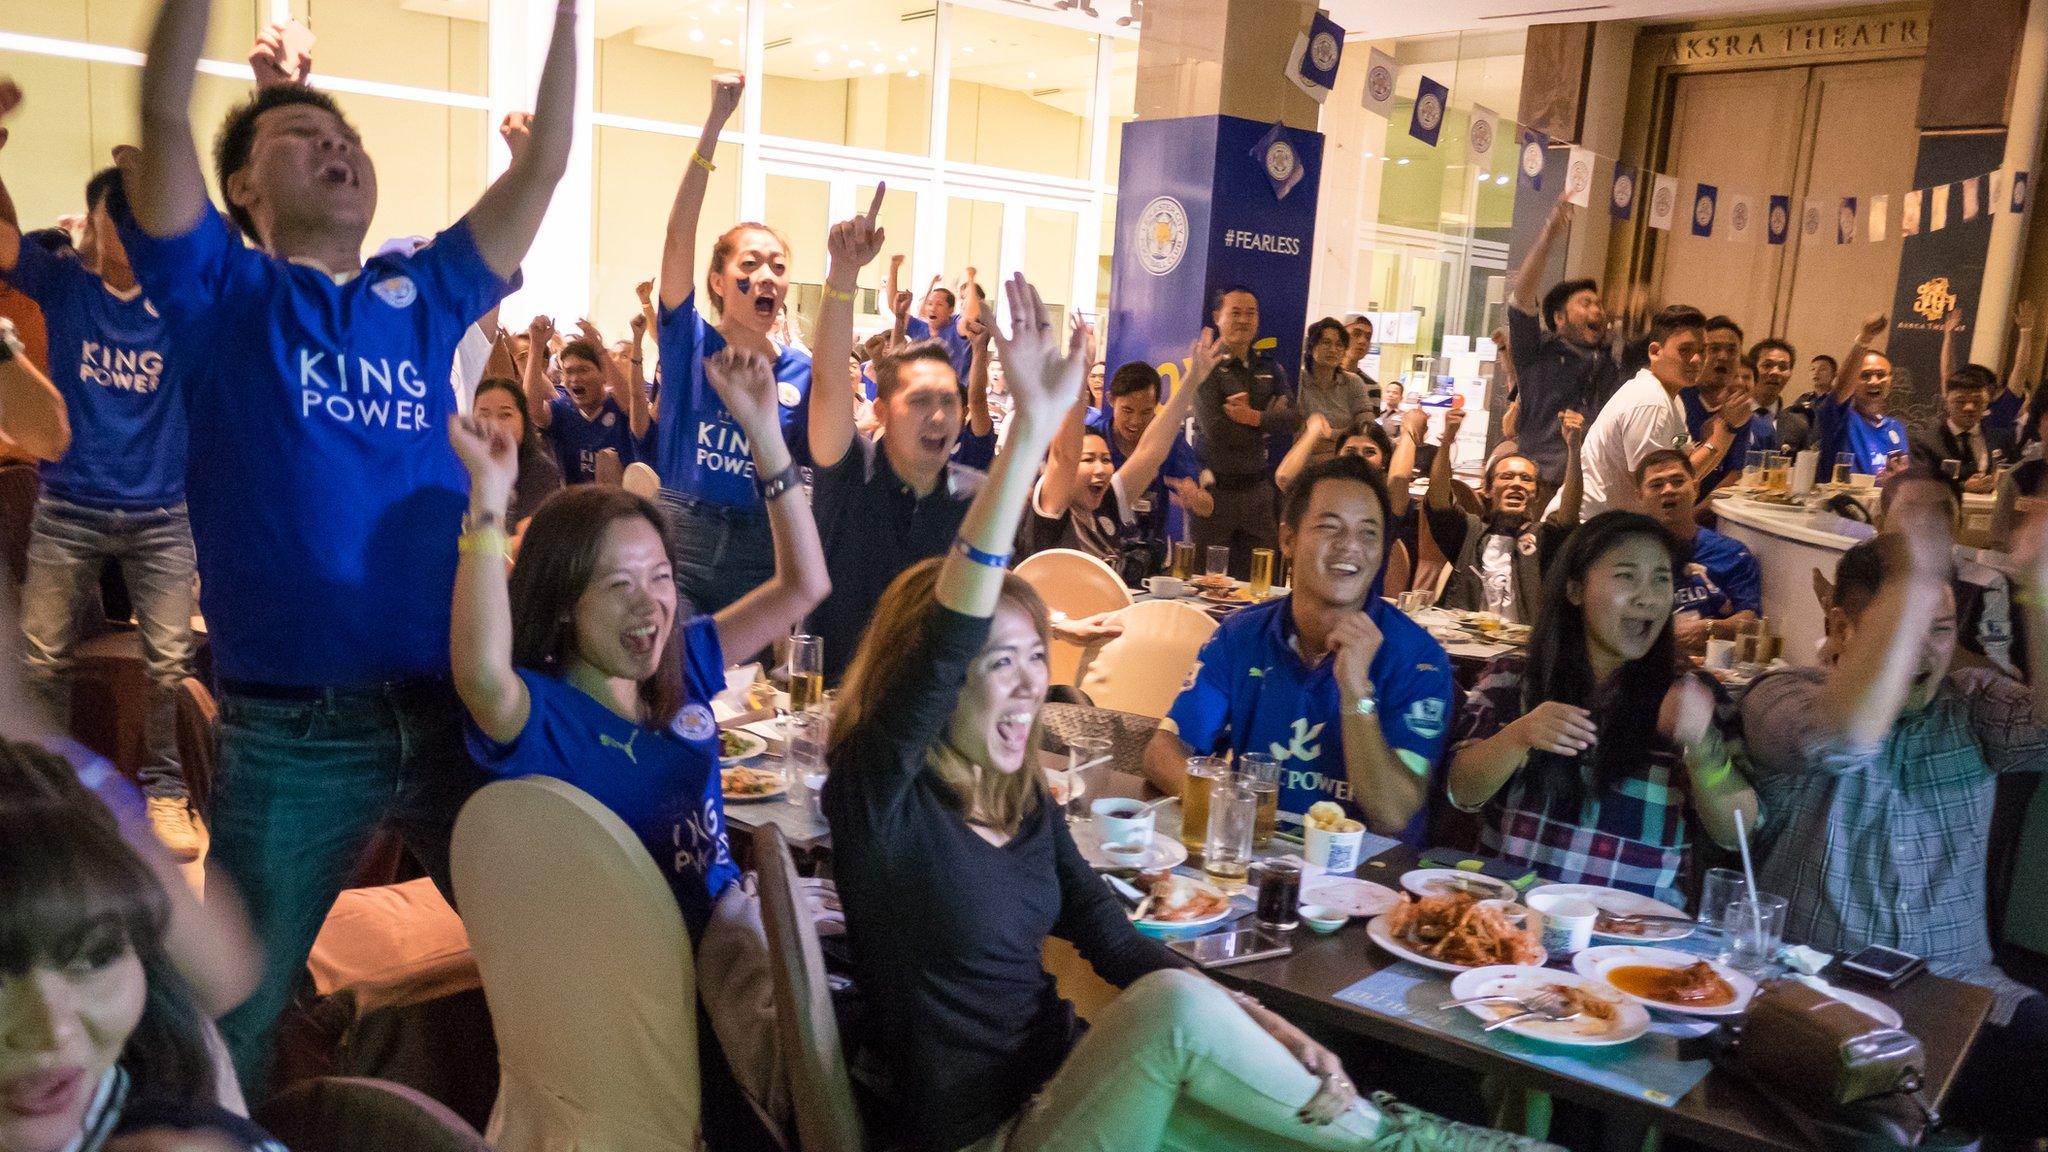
[
  {"x1": 825, "y1": 273, "x2": 1553, "y2": 1152},
  {"x1": 0, "y1": 739, "x2": 282, "y2": 1152},
  {"x1": 1446, "y1": 511, "x2": 1759, "y2": 910},
  {"x1": 470, "y1": 373, "x2": 564, "y2": 546},
  {"x1": 1992, "y1": 385, "x2": 2048, "y2": 543},
  {"x1": 1015, "y1": 331, "x2": 1218, "y2": 570}
]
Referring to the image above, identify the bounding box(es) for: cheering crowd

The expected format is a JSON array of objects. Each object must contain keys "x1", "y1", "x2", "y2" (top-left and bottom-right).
[{"x1": 1, "y1": 1, "x2": 2045, "y2": 1149}]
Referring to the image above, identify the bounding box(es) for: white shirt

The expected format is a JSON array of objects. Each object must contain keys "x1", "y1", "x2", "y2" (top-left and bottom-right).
[
  {"x1": 1566, "y1": 367, "x2": 1688, "y2": 521},
  {"x1": 1946, "y1": 420, "x2": 1990, "y2": 474}
]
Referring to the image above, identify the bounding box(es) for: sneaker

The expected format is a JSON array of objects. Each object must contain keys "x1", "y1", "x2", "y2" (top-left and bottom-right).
[
  {"x1": 1365, "y1": 1092, "x2": 1564, "y2": 1152},
  {"x1": 147, "y1": 796, "x2": 203, "y2": 862}
]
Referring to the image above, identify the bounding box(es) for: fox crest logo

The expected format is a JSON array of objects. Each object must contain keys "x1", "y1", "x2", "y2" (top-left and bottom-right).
[
  {"x1": 370, "y1": 275, "x2": 418, "y2": 309},
  {"x1": 1269, "y1": 717, "x2": 1326, "y2": 763}
]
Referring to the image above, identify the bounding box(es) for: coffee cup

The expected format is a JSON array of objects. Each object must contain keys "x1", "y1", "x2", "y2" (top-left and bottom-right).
[
  {"x1": 1304, "y1": 819, "x2": 1367, "y2": 874},
  {"x1": 1145, "y1": 576, "x2": 1186, "y2": 598},
  {"x1": 1527, "y1": 893, "x2": 1597, "y2": 954},
  {"x1": 1091, "y1": 797, "x2": 1156, "y2": 847}
]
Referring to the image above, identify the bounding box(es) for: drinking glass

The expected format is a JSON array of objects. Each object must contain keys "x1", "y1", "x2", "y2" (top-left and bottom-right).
[
  {"x1": 1698, "y1": 867, "x2": 1746, "y2": 928},
  {"x1": 787, "y1": 634, "x2": 825, "y2": 714},
  {"x1": 1833, "y1": 452, "x2": 1856, "y2": 487},
  {"x1": 1720, "y1": 893, "x2": 1789, "y2": 973},
  {"x1": 784, "y1": 709, "x2": 829, "y2": 812},
  {"x1": 1206, "y1": 546, "x2": 1231, "y2": 580},
  {"x1": 1251, "y1": 859, "x2": 1303, "y2": 931},
  {"x1": 1248, "y1": 549, "x2": 1275, "y2": 601},
  {"x1": 1204, "y1": 775, "x2": 1256, "y2": 887},
  {"x1": 1768, "y1": 452, "x2": 1792, "y2": 492},
  {"x1": 1942, "y1": 458, "x2": 1962, "y2": 481},
  {"x1": 1065, "y1": 737, "x2": 1112, "y2": 821},
  {"x1": 1742, "y1": 450, "x2": 1766, "y2": 487},
  {"x1": 1179, "y1": 756, "x2": 1231, "y2": 852},
  {"x1": 1238, "y1": 753, "x2": 1280, "y2": 849},
  {"x1": 1170, "y1": 540, "x2": 1196, "y2": 580}
]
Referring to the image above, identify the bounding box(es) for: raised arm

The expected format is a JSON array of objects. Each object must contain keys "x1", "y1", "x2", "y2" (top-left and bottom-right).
[
  {"x1": 1834, "y1": 312, "x2": 1888, "y2": 406},
  {"x1": 1425, "y1": 406, "x2": 1464, "y2": 512},
  {"x1": 1119, "y1": 332, "x2": 1219, "y2": 496},
  {"x1": 938, "y1": 275, "x2": 1087, "y2": 618},
  {"x1": 0, "y1": 329, "x2": 68, "y2": 460},
  {"x1": 1547, "y1": 409, "x2": 1585, "y2": 526},
  {"x1": 129, "y1": 0, "x2": 212, "y2": 238},
  {"x1": 962, "y1": 314, "x2": 995, "y2": 437},
  {"x1": 659, "y1": 74, "x2": 742, "y2": 311},
  {"x1": 1939, "y1": 303, "x2": 1961, "y2": 386},
  {"x1": 522, "y1": 315, "x2": 556, "y2": 429},
  {"x1": 578, "y1": 318, "x2": 645, "y2": 440},
  {"x1": 1034, "y1": 374, "x2": 1090, "y2": 520},
  {"x1": 2009, "y1": 302, "x2": 2036, "y2": 397},
  {"x1": 624, "y1": 310, "x2": 650, "y2": 438},
  {"x1": 0, "y1": 83, "x2": 22, "y2": 265},
  {"x1": 461, "y1": 3, "x2": 576, "y2": 281},
  {"x1": 1275, "y1": 411, "x2": 1331, "y2": 493},
  {"x1": 809, "y1": 186, "x2": 886, "y2": 470},
  {"x1": 1819, "y1": 509, "x2": 1951, "y2": 748},
  {"x1": 1388, "y1": 406, "x2": 1425, "y2": 516},
  {"x1": 2011, "y1": 511, "x2": 2048, "y2": 728},
  {"x1": 1509, "y1": 199, "x2": 1572, "y2": 315},
  {"x1": 706, "y1": 348, "x2": 831, "y2": 659},
  {"x1": 448, "y1": 414, "x2": 530, "y2": 744}
]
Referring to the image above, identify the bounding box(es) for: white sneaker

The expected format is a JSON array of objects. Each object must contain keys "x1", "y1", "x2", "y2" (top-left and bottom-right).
[{"x1": 148, "y1": 796, "x2": 203, "y2": 862}]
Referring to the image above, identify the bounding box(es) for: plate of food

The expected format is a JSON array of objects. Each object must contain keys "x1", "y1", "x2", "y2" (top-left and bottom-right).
[
  {"x1": 1189, "y1": 573, "x2": 1237, "y2": 594},
  {"x1": 1367, "y1": 892, "x2": 1547, "y2": 974},
  {"x1": 1447, "y1": 965, "x2": 1651, "y2": 1047},
  {"x1": 1526, "y1": 883, "x2": 1695, "y2": 943},
  {"x1": 1573, "y1": 945, "x2": 1756, "y2": 1017},
  {"x1": 1300, "y1": 876, "x2": 1400, "y2": 919},
  {"x1": 720, "y1": 764, "x2": 787, "y2": 803},
  {"x1": 719, "y1": 728, "x2": 769, "y2": 763},
  {"x1": 1070, "y1": 824, "x2": 1189, "y2": 872},
  {"x1": 1401, "y1": 868, "x2": 1518, "y2": 902},
  {"x1": 1198, "y1": 585, "x2": 1258, "y2": 605},
  {"x1": 1134, "y1": 875, "x2": 1237, "y2": 933}
]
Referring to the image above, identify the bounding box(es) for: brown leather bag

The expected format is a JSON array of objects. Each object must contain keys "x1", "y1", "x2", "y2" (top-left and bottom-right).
[{"x1": 1736, "y1": 979, "x2": 1925, "y2": 1107}]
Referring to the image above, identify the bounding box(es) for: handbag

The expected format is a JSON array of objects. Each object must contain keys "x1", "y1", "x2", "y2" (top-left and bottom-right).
[{"x1": 1736, "y1": 979, "x2": 1924, "y2": 1107}]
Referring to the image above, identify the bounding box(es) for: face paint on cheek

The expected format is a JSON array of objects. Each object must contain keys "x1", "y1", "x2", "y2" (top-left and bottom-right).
[{"x1": 735, "y1": 277, "x2": 752, "y2": 296}]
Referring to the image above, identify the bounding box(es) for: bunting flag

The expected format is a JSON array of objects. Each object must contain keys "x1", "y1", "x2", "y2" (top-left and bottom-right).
[
  {"x1": 1564, "y1": 146, "x2": 1595, "y2": 207},
  {"x1": 1361, "y1": 48, "x2": 1397, "y2": 119},
  {"x1": 1930, "y1": 183, "x2": 1950, "y2": 231},
  {"x1": 1691, "y1": 183, "x2": 1719, "y2": 237},
  {"x1": 1610, "y1": 163, "x2": 1638, "y2": 220},
  {"x1": 1252, "y1": 122, "x2": 1305, "y2": 200},
  {"x1": 1901, "y1": 189, "x2": 1923, "y2": 238},
  {"x1": 1648, "y1": 174, "x2": 1679, "y2": 230},
  {"x1": 1867, "y1": 194, "x2": 1888, "y2": 243},
  {"x1": 1517, "y1": 127, "x2": 1548, "y2": 190},
  {"x1": 1724, "y1": 194, "x2": 1758, "y2": 243},
  {"x1": 1467, "y1": 106, "x2": 1499, "y2": 169},
  {"x1": 1991, "y1": 171, "x2": 2010, "y2": 215},
  {"x1": 1767, "y1": 195, "x2": 1791, "y2": 245},
  {"x1": 1837, "y1": 197, "x2": 1858, "y2": 244},
  {"x1": 1409, "y1": 75, "x2": 1448, "y2": 147},
  {"x1": 1801, "y1": 199, "x2": 1825, "y2": 242},
  {"x1": 1283, "y1": 9, "x2": 1344, "y2": 102},
  {"x1": 1963, "y1": 176, "x2": 1983, "y2": 222},
  {"x1": 2013, "y1": 171, "x2": 2031, "y2": 214}
]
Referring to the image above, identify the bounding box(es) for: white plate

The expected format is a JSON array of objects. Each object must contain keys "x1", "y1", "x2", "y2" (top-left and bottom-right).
[
  {"x1": 1401, "y1": 869, "x2": 1518, "y2": 902},
  {"x1": 1301, "y1": 877, "x2": 1399, "y2": 919},
  {"x1": 1525, "y1": 884, "x2": 1695, "y2": 943},
  {"x1": 1572, "y1": 945, "x2": 1757, "y2": 1017},
  {"x1": 720, "y1": 766, "x2": 787, "y2": 804},
  {"x1": 1367, "y1": 913, "x2": 1549, "y2": 975},
  {"x1": 1071, "y1": 827, "x2": 1189, "y2": 872},
  {"x1": 1135, "y1": 882, "x2": 1236, "y2": 932},
  {"x1": 718, "y1": 729, "x2": 769, "y2": 764},
  {"x1": 1448, "y1": 965, "x2": 1652, "y2": 1047},
  {"x1": 1811, "y1": 982, "x2": 1904, "y2": 1030}
]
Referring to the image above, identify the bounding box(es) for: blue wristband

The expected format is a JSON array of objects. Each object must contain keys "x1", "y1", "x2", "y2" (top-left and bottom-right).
[{"x1": 954, "y1": 539, "x2": 1012, "y2": 568}]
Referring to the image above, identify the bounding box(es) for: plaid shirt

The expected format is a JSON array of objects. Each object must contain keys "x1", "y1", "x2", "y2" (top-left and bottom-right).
[
  {"x1": 1742, "y1": 667, "x2": 2047, "y2": 1024},
  {"x1": 1452, "y1": 655, "x2": 1692, "y2": 909}
]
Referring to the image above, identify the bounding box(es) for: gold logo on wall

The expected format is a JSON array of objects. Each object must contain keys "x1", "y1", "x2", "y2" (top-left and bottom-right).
[{"x1": 1913, "y1": 276, "x2": 1957, "y2": 323}]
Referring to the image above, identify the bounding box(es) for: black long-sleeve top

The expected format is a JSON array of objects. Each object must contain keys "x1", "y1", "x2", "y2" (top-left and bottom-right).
[
  {"x1": 1193, "y1": 350, "x2": 1300, "y2": 484},
  {"x1": 821, "y1": 604, "x2": 1183, "y2": 1152}
]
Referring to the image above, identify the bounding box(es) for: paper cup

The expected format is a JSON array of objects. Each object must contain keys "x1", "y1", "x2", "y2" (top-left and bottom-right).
[
  {"x1": 1704, "y1": 637, "x2": 1736, "y2": 671},
  {"x1": 1304, "y1": 821, "x2": 1367, "y2": 874},
  {"x1": 1527, "y1": 893, "x2": 1596, "y2": 954}
]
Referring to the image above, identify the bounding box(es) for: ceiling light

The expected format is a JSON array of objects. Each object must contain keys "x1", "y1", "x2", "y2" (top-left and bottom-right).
[
  {"x1": 1496, "y1": 175, "x2": 1510, "y2": 185},
  {"x1": 907, "y1": 68, "x2": 921, "y2": 77},
  {"x1": 815, "y1": 50, "x2": 831, "y2": 64},
  {"x1": 961, "y1": 45, "x2": 974, "y2": 53},
  {"x1": 1396, "y1": 157, "x2": 1410, "y2": 165},
  {"x1": 850, "y1": 58, "x2": 865, "y2": 68},
  {"x1": 719, "y1": 37, "x2": 733, "y2": 46},
  {"x1": 688, "y1": 27, "x2": 704, "y2": 42},
  {"x1": 872, "y1": 63, "x2": 886, "y2": 73},
  {"x1": 1027, "y1": 70, "x2": 1037, "y2": 79}
]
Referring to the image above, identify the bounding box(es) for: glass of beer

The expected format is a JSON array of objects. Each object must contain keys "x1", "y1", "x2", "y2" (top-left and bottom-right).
[
  {"x1": 1834, "y1": 452, "x2": 1856, "y2": 487},
  {"x1": 1179, "y1": 756, "x2": 1231, "y2": 852},
  {"x1": 1742, "y1": 450, "x2": 1765, "y2": 488},
  {"x1": 1170, "y1": 540, "x2": 1196, "y2": 580},
  {"x1": 1203, "y1": 775, "x2": 1256, "y2": 887},
  {"x1": 1239, "y1": 753, "x2": 1280, "y2": 849},
  {"x1": 1767, "y1": 452, "x2": 1791, "y2": 492},
  {"x1": 1248, "y1": 549, "x2": 1275, "y2": 601},
  {"x1": 787, "y1": 634, "x2": 825, "y2": 714}
]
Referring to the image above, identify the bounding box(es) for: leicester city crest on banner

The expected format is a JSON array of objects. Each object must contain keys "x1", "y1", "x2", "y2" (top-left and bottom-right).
[
  {"x1": 1517, "y1": 128, "x2": 1547, "y2": 190},
  {"x1": 1768, "y1": 195, "x2": 1791, "y2": 245},
  {"x1": 1610, "y1": 164, "x2": 1636, "y2": 220},
  {"x1": 1136, "y1": 195, "x2": 1190, "y2": 277},
  {"x1": 1691, "y1": 183, "x2": 1718, "y2": 238},
  {"x1": 1253, "y1": 122, "x2": 1305, "y2": 200},
  {"x1": 1408, "y1": 75, "x2": 1448, "y2": 147}
]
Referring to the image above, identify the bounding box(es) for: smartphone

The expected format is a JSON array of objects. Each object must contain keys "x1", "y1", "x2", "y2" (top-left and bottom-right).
[
  {"x1": 1837, "y1": 944, "x2": 1926, "y2": 989},
  {"x1": 1167, "y1": 928, "x2": 1293, "y2": 969}
]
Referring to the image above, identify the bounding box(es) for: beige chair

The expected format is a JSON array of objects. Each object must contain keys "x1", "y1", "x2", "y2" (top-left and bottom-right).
[
  {"x1": 452, "y1": 777, "x2": 701, "y2": 1152},
  {"x1": 623, "y1": 461, "x2": 662, "y2": 501},
  {"x1": 1014, "y1": 549, "x2": 1134, "y2": 686},
  {"x1": 753, "y1": 824, "x2": 865, "y2": 1152},
  {"x1": 1073, "y1": 599, "x2": 1217, "y2": 720},
  {"x1": 593, "y1": 448, "x2": 624, "y2": 487}
]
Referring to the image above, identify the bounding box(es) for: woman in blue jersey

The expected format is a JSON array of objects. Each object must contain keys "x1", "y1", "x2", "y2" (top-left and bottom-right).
[{"x1": 653, "y1": 72, "x2": 818, "y2": 612}]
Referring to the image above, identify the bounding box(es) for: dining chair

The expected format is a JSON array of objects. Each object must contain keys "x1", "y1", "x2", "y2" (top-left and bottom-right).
[
  {"x1": 594, "y1": 448, "x2": 624, "y2": 487},
  {"x1": 256, "y1": 1076, "x2": 493, "y2": 1152},
  {"x1": 753, "y1": 823, "x2": 867, "y2": 1152},
  {"x1": 452, "y1": 777, "x2": 702, "y2": 1152},
  {"x1": 1014, "y1": 548, "x2": 1134, "y2": 686},
  {"x1": 622, "y1": 461, "x2": 662, "y2": 500},
  {"x1": 1073, "y1": 599, "x2": 1216, "y2": 720}
]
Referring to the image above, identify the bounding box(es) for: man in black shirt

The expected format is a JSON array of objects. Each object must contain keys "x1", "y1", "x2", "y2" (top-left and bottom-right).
[
  {"x1": 1425, "y1": 405, "x2": 1582, "y2": 622},
  {"x1": 1192, "y1": 285, "x2": 1299, "y2": 578},
  {"x1": 1506, "y1": 201, "x2": 1617, "y2": 507},
  {"x1": 1911, "y1": 366, "x2": 2015, "y2": 494},
  {"x1": 806, "y1": 198, "x2": 980, "y2": 683}
]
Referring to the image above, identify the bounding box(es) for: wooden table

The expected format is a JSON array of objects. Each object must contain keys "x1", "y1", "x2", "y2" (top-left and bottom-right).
[{"x1": 1212, "y1": 847, "x2": 1994, "y2": 1152}]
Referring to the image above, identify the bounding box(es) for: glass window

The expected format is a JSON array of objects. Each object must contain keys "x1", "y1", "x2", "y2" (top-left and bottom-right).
[
  {"x1": 1022, "y1": 206, "x2": 1076, "y2": 316},
  {"x1": 857, "y1": 181, "x2": 918, "y2": 322},
  {"x1": 595, "y1": 0, "x2": 747, "y2": 124},
  {"x1": 760, "y1": 1, "x2": 934, "y2": 152},
  {"x1": 944, "y1": 5, "x2": 1094, "y2": 180},
  {"x1": 945, "y1": 197, "x2": 1003, "y2": 285},
  {"x1": 8, "y1": 0, "x2": 261, "y2": 63},
  {"x1": 591, "y1": 128, "x2": 740, "y2": 336},
  {"x1": 299, "y1": 0, "x2": 487, "y2": 96},
  {"x1": 1103, "y1": 34, "x2": 1137, "y2": 185},
  {"x1": 762, "y1": 172, "x2": 833, "y2": 290}
]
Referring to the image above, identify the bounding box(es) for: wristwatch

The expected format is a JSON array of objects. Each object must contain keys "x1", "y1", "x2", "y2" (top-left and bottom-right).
[
  {"x1": 461, "y1": 507, "x2": 505, "y2": 535},
  {"x1": 1349, "y1": 694, "x2": 1378, "y2": 717}
]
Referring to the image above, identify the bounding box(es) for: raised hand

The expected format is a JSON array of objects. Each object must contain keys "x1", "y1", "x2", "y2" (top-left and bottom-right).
[
  {"x1": 1514, "y1": 701, "x2": 1598, "y2": 756},
  {"x1": 1657, "y1": 674, "x2": 1718, "y2": 750},
  {"x1": 708, "y1": 74, "x2": 745, "y2": 126},
  {"x1": 449, "y1": 414, "x2": 519, "y2": 510},
  {"x1": 826, "y1": 183, "x2": 888, "y2": 272},
  {"x1": 1859, "y1": 312, "x2": 1889, "y2": 344},
  {"x1": 574, "y1": 317, "x2": 607, "y2": 352},
  {"x1": 1718, "y1": 387, "x2": 1756, "y2": 430},
  {"x1": 629, "y1": 311, "x2": 648, "y2": 342},
  {"x1": 1303, "y1": 412, "x2": 1333, "y2": 443},
  {"x1": 1559, "y1": 407, "x2": 1585, "y2": 448},
  {"x1": 1327, "y1": 611, "x2": 1384, "y2": 701},
  {"x1": 703, "y1": 346, "x2": 780, "y2": 434},
  {"x1": 962, "y1": 314, "x2": 992, "y2": 348},
  {"x1": 526, "y1": 314, "x2": 555, "y2": 345},
  {"x1": 988, "y1": 272, "x2": 1089, "y2": 431},
  {"x1": 250, "y1": 21, "x2": 313, "y2": 90},
  {"x1": 1401, "y1": 406, "x2": 1429, "y2": 443},
  {"x1": 1188, "y1": 328, "x2": 1225, "y2": 387},
  {"x1": 0, "y1": 78, "x2": 19, "y2": 149},
  {"x1": 1444, "y1": 405, "x2": 1467, "y2": 438},
  {"x1": 498, "y1": 112, "x2": 533, "y2": 163}
]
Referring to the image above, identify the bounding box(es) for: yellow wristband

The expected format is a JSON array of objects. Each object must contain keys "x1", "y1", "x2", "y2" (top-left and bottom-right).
[
  {"x1": 823, "y1": 286, "x2": 857, "y2": 303},
  {"x1": 1693, "y1": 755, "x2": 1734, "y2": 790},
  {"x1": 458, "y1": 529, "x2": 509, "y2": 557},
  {"x1": 691, "y1": 151, "x2": 716, "y2": 173}
]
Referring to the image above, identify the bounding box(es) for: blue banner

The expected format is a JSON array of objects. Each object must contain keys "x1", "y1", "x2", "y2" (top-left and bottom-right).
[
  {"x1": 1609, "y1": 163, "x2": 1637, "y2": 220},
  {"x1": 1767, "y1": 194, "x2": 1791, "y2": 245},
  {"x1": 1291, "y1": 10, "x2": 1344, "y2": 93},
  {"x1": 1517, "y1": 128, "x2": 1547, "y2": 190},
  {"x1": 1409, "y1": 75, "x2": 1448, "y2": 148},
  {"x1": 1252, "y1": 122, "x2": 1307, "y2": 201},
  {"x1": 2014, "y1": 171, "x2": 2031, "y2": 214},
  {"x1": 1691, "y1": 183, "x2": 1718, "y2": 237},
  {"x1": 1108, "y1": 115, "x2": 1324, "y2": 403}
]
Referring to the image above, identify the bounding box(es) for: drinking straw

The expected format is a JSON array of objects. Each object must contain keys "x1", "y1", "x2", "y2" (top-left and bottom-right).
[{"x1": 1732, "y1": 808, "x2": 1765, "y2": 949}]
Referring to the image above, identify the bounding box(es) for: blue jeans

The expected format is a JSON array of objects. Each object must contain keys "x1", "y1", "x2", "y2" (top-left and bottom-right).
[
  {"x1": 660, "y1": 490, "x2": 775, "y2": 616},
  {"x1": 207, "y1": 678, "x2": 486, "y2": 1098},
  {"x1": 19, "y1": 495, "x2": 197, "y2": 798}
]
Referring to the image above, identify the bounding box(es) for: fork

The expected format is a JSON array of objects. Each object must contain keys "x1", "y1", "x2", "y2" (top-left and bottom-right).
[
  {"x1": 1595, "y1": 911, "x2": 1695, "y2": 930},
  {"x1": 1480, "y1": 989, "x2": 1582, "y2": 1032}
]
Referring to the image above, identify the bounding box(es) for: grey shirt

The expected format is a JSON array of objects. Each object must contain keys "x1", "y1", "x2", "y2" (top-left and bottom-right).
[{"x1": 1297, "y1": 367, "x2": 1372, "y2": 437}]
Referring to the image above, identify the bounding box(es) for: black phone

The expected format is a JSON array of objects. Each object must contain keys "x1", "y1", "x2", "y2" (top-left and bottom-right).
[
  {"x1": 1167, "y1": 928, "x2": 1294, "y2": 969},
  {"x1": 1837, "y1": 944, "x2": 1926, "y2": 989}
]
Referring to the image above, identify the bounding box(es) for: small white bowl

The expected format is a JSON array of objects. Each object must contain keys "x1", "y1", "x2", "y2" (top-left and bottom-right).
[
  {"x1": 1299, "y1": 904, "x2": 1349, "y2": 934},
  {"x1": 1100, "y1": 840, "x2": 1152, "y2": 868}
]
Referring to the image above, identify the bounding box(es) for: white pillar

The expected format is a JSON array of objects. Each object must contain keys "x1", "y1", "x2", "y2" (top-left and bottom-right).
[
  {"x1": 1971, "y1": 0, "x2": 2048, "y2": 366},
  {"x1": 491, "y1": 0, "x2": 594, "y2": 328}
]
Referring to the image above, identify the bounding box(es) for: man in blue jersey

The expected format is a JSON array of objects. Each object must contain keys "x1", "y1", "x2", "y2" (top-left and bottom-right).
[
  {"x1": 1679, "y1": 316, "x2": 1761, "y2": 496},
  {"x1": 887, "y1": 255, "x2": 975, "y2": 384},
  {"x1": 1087, "y1": 361, "x2": 1210, "y2": 556},
  {"x1": 521, "y1": 314, "x2": 645, "y2": 484},
  {"x1": 1815, "y1": 313, "x2": 1911, "y2": 477},
  {"x1": 1635, "y1": 449, "x2": 1761, "y2": 656},
  {"x1": 115, "y1": 0, "x2": 577, "y2": 1093},
  {"x1": 1143, "y1": 454, "x2": 1454, "y2": 846},
  {"x1": 0, "y1": 146, "x2": 202, "y2": 861}
]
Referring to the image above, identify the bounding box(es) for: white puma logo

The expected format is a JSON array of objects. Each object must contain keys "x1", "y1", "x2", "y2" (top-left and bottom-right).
[{"x1": 600, "y1": 731, "x2": 641, "y2": 764}]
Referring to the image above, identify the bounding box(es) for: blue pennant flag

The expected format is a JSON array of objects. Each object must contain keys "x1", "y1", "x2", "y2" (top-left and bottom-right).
[
  {"x1": 1517, "y1": 128, "x2": 1548, "y2": 190},
  {"x1": 1609, "y1": 163, "x2": 1637, "y2": 220},
  {"x1": 2015, "y1": 171, "x2": 2032, "y2": 215},
  {"x1": 1251, "y1": 122, "x2": 1306, "y2": 201},
  {"x1": 1408, "y1": 75, "x2": 1448, "y2": 147},
  {"x1": 1691, "y1": 183, "x2": 1719, "y2": 237},
  {"x1": 1767, "y1": 194, "x2": 1791, "y2": 245},
  {"x1": 1285, "y1": 10, "x2": 1345, "y2": 99}
]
